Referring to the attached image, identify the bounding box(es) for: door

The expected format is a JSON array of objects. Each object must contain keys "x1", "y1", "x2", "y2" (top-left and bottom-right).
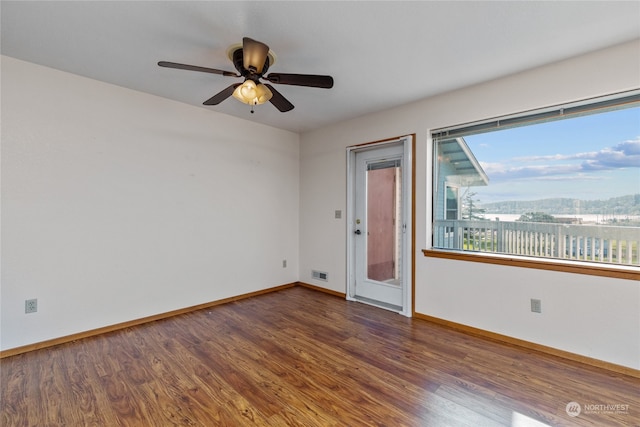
[{"x1": 347, "y1": 137, "x2": 412, "y2": 315}]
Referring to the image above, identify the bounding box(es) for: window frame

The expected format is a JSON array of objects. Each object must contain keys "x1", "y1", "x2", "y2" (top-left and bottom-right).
[{"x1": 425, "y1": 90, "x2": 640, "y2": 281}]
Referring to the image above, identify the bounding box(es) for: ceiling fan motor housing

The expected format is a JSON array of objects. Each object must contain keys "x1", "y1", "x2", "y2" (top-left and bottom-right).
[{"x1": 232, "y1": 49, "x2": 269, "y2": 82}]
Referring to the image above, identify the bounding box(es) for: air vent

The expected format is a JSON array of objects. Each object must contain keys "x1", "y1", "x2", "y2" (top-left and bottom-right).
[{"x1": 312, "y1": 270, "x2": 328, "y2": 282}]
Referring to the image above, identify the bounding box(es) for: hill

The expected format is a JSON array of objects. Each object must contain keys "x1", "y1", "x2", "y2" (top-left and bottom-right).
[{"x1": 479, "y1": 194, "x2": 640, "y2": 216}]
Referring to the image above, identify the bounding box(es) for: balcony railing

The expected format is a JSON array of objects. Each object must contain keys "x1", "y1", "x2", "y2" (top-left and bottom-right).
[{"x1": 433, "y1": 219, "x2": 640, "y2": 266}]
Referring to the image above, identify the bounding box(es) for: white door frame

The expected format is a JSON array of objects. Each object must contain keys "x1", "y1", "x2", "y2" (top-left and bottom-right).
[{"x1": 346, "y1": 136, "x2": 413, "y2": 317}]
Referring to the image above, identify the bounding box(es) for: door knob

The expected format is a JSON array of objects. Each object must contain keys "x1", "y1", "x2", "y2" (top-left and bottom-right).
[{"x1": 354, "y1": 229, "x2": 362, "y2": 235}]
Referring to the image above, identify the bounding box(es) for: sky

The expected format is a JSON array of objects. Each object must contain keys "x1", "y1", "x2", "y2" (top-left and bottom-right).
[{"x1": 463, "y1": 105, "x2": 640, "y2": 204}]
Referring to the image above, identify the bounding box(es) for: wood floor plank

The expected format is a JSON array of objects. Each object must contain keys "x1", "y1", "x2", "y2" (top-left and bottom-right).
[{"x1": 1, "y1": 286, "x2": 639, "y2": 426}]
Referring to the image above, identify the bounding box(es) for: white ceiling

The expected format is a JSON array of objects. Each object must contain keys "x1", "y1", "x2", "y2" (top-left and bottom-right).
[{"x1": 2, "y1": 1, "x2": 639, "y2": 133}]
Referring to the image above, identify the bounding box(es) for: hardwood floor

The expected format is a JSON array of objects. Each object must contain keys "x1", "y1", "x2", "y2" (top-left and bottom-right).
[{"x1": 1, "y1": 286, "x2": 638, "y2": 426}]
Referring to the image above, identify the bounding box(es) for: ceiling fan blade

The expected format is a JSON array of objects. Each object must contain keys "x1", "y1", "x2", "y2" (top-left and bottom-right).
[
  {"x1": 158, "y1": 61, "x2": 239, "y2": 77},
  {"x1": 264, "y1": 73, "x2": 334, "y2": 89},
  {"x1": 203, "y1": 84, "x2": 241, "y2": 105},
  {"x1": 243, "y1": 37, "x2": 269, "y2": 74},
  {"x1": 264, "y1": 84, "x2": 294, "y2": 112}
]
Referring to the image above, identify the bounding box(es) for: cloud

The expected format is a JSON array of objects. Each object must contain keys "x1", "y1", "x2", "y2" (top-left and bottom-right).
[
  {"x1": 482, "y1": 138, "x2": 640, "y2": 181},
  {"x1": 580, "y1": 139, "x2": 640, "y2": 170},
  {"x1": 513, "y1": 152, "x2": 593, "y2": 162},
  {"x1": 481, "y1": 163, "x2": 581, "y2": 181}
]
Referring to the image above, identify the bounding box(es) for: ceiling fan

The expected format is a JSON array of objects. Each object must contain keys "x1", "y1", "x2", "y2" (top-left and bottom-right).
[{"x1": 158, "y1": 37, "x2": 334, "y2": 113}]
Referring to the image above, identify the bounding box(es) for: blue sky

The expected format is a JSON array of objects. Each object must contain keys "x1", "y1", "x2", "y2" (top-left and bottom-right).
[{"x1": 464, "y1": 106, "x2": 640, "y2": 204}]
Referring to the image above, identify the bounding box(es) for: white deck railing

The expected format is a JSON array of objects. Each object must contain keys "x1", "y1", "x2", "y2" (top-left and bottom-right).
[{"x1": 434, "y1": 220, "x2": 640, "y2": 266}]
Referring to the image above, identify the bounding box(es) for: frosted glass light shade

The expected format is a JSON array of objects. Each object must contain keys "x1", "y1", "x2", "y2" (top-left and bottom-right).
[{"x1": 232, "y1": 80, "x2": 273, "y2": 105}]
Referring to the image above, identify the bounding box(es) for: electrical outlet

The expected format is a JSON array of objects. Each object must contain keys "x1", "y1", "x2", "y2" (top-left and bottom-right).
[
  {"x1": 335, "y1": 210, "x2": 342, "y2": 219},
  {"x1": 530, "y1": 299, "x2": 542, "y2": 313},
  {"x1": 25, "y1": 298, "x2": 38, "y2": 314},
  {"x1": 282, "y1": 259, "x2": 287, "y2": 268}
]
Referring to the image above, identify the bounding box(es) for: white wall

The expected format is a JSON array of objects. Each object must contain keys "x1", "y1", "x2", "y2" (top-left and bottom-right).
[
  {"x1": 299, "y1": 40, "x2": 640, "y2": 370},
  {"x1": 1, "y1": 56, "x2": 300, "y2": 351}
]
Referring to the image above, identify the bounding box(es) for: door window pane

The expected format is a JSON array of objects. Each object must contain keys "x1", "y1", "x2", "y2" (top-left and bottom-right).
[{"x1": 367, "y1": 165, "x2": 402, "y2": 283}]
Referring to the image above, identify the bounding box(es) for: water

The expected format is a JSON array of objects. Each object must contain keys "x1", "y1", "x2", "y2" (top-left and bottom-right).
[{"x1": 486, "y1": 214, "x2": 640, "y2": 224}]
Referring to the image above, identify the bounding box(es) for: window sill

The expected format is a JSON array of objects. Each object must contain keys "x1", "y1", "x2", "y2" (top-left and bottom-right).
[{"x1": 422, "y1": 249, "x2": 639, "y2": 281}]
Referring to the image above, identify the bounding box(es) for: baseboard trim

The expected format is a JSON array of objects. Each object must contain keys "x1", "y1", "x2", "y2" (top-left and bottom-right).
[
  {"x1": 4, "y1": 283, "x2": 637, "y2": 379},
  {"x1": 0, "y1": 282, "x2": 297, "y2": 359},
  {"x1": 413, "y1": 312, "x2": 640, "y2": 379},
  {"x1": 296, "y1": 281, "x2": 346, "y2": 298}
]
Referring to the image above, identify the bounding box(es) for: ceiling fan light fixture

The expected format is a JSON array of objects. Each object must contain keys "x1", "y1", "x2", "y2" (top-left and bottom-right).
[
  {"x1": 232, "y1": 80, "x2": 273, "y2": 105},
  {"x1": 160, "y1": 36, "x2": 331, "y2": 113}
]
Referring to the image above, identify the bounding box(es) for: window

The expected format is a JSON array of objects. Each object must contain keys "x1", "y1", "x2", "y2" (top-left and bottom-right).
[
  {"x1": 445, "y1": 185, "x2": 458, "y2": 220},
  {"x1": 431, "y1": 91, "x2": 640, "y2": 268}
]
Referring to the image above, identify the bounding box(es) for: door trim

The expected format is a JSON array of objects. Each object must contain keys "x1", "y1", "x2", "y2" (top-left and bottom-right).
[{"x1": 346, "y1": 135, "x2": 415, "y2": 317}]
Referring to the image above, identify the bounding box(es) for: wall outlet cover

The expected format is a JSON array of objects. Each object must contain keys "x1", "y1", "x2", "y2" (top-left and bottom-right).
[
  {"x1": 25, "y1": 298, "x2": 38, "y2": 314},
  {"x1": 530, "y1": 298, "x2": 542, "y2": 313}
]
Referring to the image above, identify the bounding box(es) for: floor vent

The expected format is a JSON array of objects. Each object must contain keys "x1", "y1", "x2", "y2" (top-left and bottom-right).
[{"x1": 312, "y1": 270, "x2": 328, "y2": 281}]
